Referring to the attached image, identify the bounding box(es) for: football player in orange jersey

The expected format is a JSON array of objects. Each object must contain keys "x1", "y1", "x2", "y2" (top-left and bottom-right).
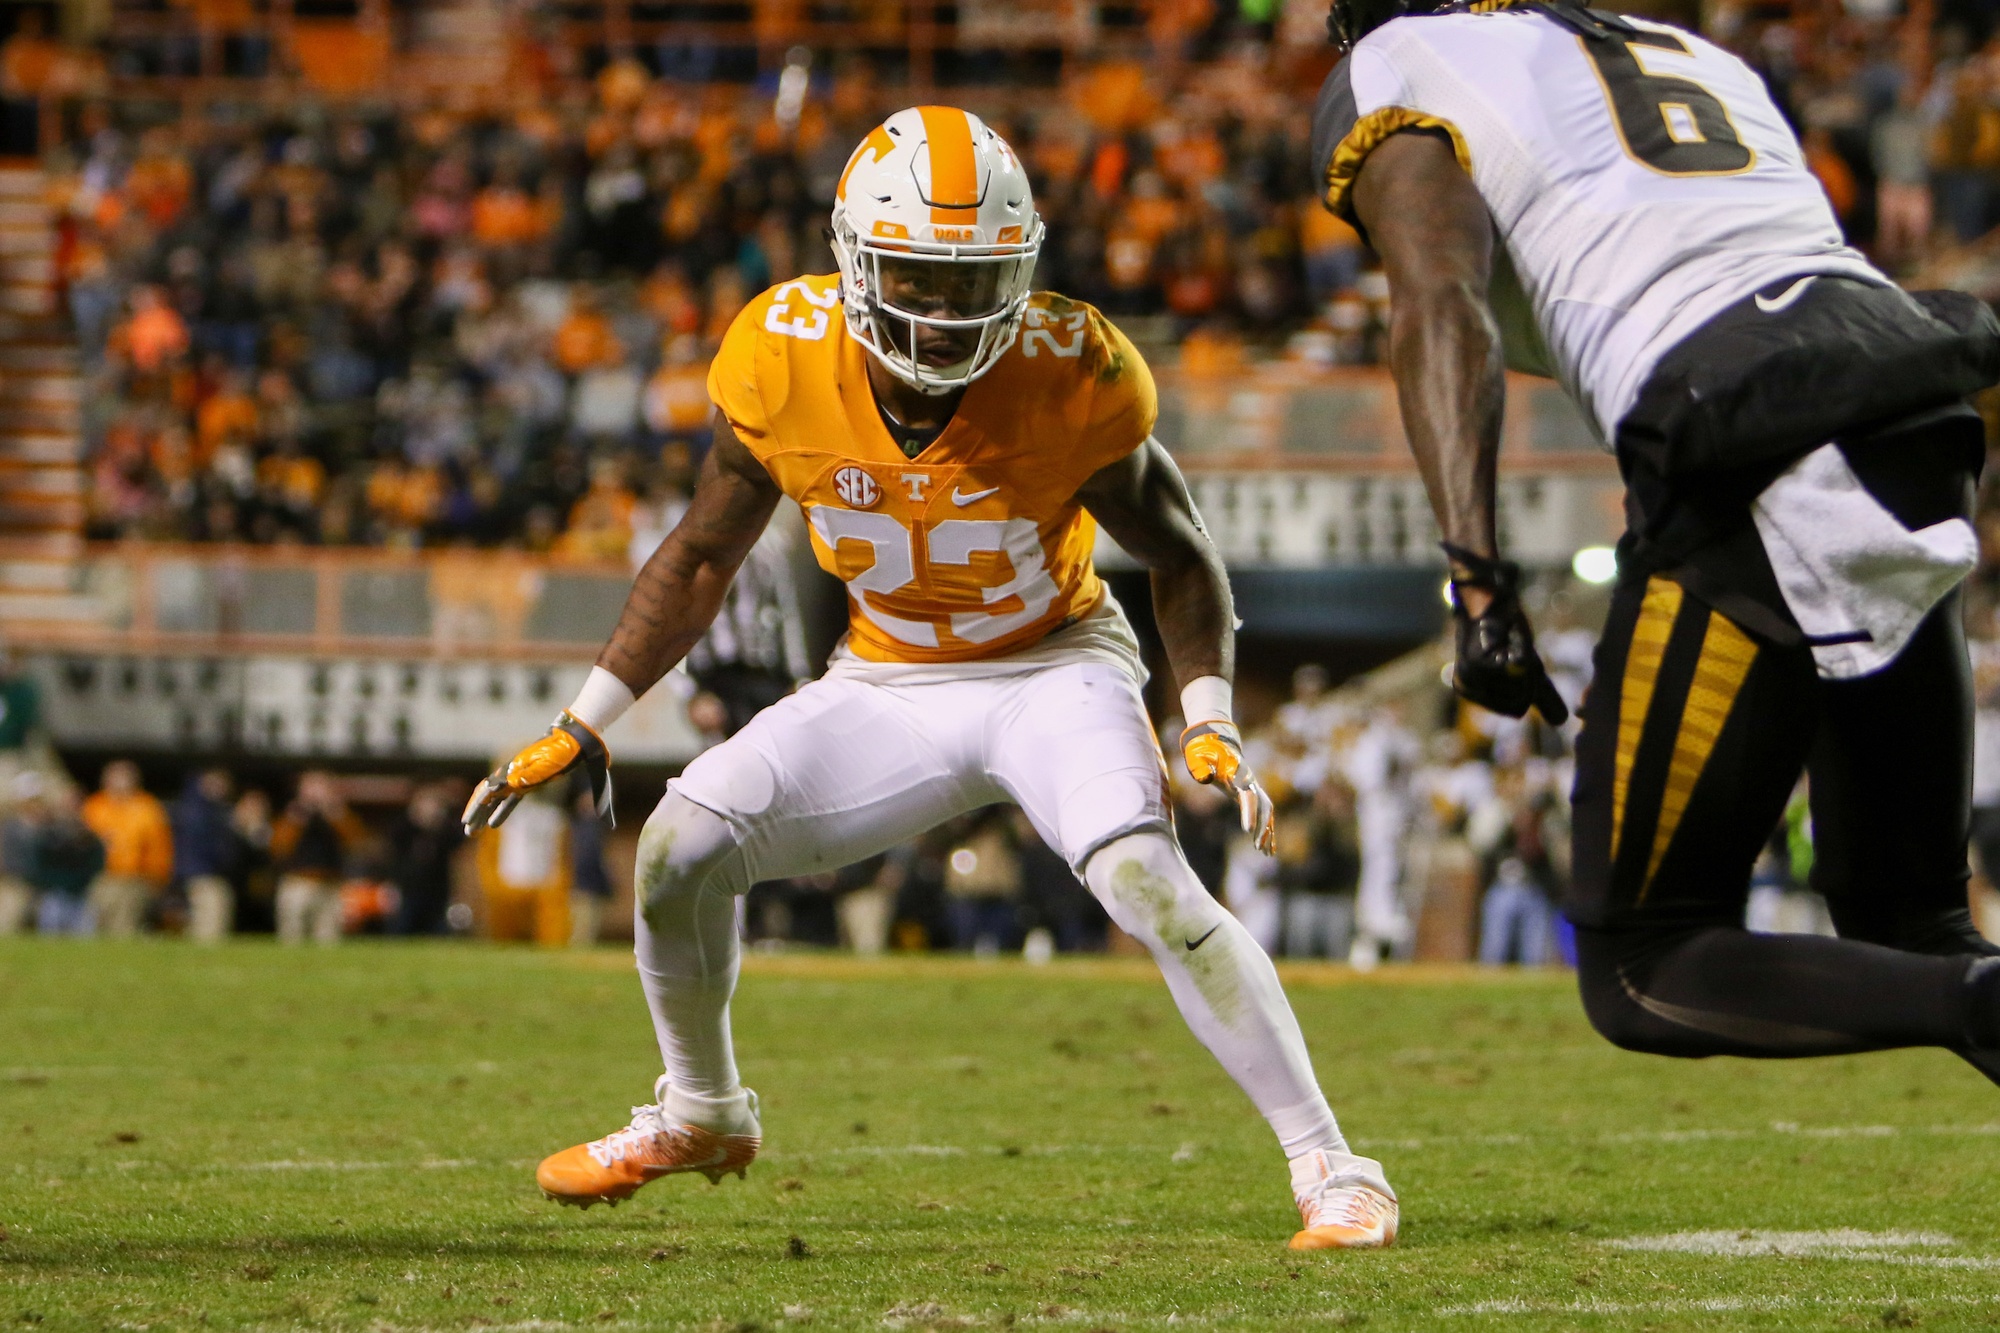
[{"x1": 465, "y1": 106, "x2": 1397, "y2": 1249}]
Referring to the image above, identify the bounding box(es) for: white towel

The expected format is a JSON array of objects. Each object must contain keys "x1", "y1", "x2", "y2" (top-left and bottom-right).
[{"x1": 1751, "y1": 442, "x2": 1976, "y2": 680}]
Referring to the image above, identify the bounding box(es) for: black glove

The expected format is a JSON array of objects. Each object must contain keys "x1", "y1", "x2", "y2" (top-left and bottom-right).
[{"x1": 1441, "y1": 543, "x2": 1569, "y2": 727}]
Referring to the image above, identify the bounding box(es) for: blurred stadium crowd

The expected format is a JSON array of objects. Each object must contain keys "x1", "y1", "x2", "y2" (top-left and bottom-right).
[
  {"x1": 50, "y1": 50, "x2": 1331, "y2": 549},
  {"x1": 32, "y1": 0, "x2": 2000, "y2": 549}
]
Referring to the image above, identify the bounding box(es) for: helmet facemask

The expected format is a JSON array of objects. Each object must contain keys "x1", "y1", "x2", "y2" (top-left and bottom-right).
[{"x1": 832, "y1": 214, "x2": 1044, "y2": 396}]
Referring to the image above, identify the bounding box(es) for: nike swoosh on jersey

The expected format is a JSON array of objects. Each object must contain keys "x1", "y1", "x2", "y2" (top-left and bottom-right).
[
  {"x1": 951, "y1": 486, "x2": 1001, "y2": 506},
  {"x1": 1184, "y1": 924, "x2": 1221, "y2": 952},
  {"x1": 1753, "y1": 276, "x2": 1816, "y2": 314}
]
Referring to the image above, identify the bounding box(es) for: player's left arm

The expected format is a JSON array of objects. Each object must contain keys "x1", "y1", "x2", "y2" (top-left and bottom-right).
[
  {"x1": 1351, "y1": 131, "x2": 1566, "y2": 725},
  {"x1": 1079, "y1": 440, "x2": 1273, "y2": 851},
  {"x1": 1077, "y1": 438, "x2": 1230, "y2": 687}
]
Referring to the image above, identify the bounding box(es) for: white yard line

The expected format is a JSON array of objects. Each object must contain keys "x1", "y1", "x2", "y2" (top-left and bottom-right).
[
  {"x1": 1352, "y1": 1121, "x2": 2000, "y2": 1151},
  {"x1": 1608, "y1": 1228, "x2": 1958, "y2": 1257},
  {"x1": 1604, "y1": 1228, "x2": 2000, "y2": 1269},
  {"x1": 1439, "y1": 1292, "x2": 2000, "y2": 1318},
  {"x1": 234, "y1": 1158, "x2": 482, "y2": 1172}
]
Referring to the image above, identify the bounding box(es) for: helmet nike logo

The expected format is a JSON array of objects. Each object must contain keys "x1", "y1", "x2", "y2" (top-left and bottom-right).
[
  {"x1": 952, "y1": 486, "x2": 1001, "y2": 506},
  {"x1": 1754, "y1": 276, "x2": 1815, "y2": 314},
  {"x1": 1184, "y1": 924, "x2": 1221, "y2": 952}
]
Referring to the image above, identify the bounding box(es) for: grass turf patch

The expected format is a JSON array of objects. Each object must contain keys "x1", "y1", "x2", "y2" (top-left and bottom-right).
[{"x1": 2, "y1": 940, "x2": 1998, "y2": 1331}]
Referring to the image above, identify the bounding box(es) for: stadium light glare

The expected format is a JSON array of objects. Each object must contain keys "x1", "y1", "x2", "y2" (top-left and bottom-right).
[{"x1": 1572, "y1": 546, "x2": 1618, "y2": 585}]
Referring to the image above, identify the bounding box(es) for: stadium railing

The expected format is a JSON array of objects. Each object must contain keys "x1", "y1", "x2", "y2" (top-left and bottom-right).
[{"x1": 10, "y1": 543, "x2": 636, "y2": 664}]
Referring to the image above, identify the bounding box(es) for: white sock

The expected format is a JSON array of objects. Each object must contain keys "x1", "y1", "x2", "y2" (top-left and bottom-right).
[
  {"x1": 632, "y1": 793, "x2": 756, "y2": 1133},
  {"x1": 1084, "y1": 832, "x2": 1392, "y2": 1199}
]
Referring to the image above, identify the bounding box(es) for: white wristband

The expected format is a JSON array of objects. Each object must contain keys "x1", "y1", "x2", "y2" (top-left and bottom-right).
[
  {"x1": 1180, "y1": 675, "x2": 1233, "y2": 728},
  {"x1": 564, "y1": 666, "x2": 637, "y2": 734}
]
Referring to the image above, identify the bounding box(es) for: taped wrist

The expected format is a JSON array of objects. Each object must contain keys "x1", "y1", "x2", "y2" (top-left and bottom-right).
[
  {"x1": 1180, "y1": 675, "x2": 1234, "y2": 728},
  {"x1": 566, "y1": 665, "x2": 637, "y2": 734},
  {"x1": 1441, "y1": 542, "x2": 1523, "y2": 610}
]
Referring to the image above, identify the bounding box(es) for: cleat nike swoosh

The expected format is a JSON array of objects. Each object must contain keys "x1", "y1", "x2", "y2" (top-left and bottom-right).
[
  {"x1": 951, "y1": 485, "x2": 1001, "y2": 506},
  {"x1": 1184, "y1": 924, "x2": 1221, "y2": 952},
  {"x1": 1754, "y1": 276, "x2": 1815, "y2": 314},
  {"x1": 682, "y1": 1148, "x2": 731, "y2": 1173}
]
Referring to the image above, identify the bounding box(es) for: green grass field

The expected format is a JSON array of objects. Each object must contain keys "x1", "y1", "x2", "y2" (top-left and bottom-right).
[{"x1": 3, "y1": 941, "x2": 2000, "y2": 1332}]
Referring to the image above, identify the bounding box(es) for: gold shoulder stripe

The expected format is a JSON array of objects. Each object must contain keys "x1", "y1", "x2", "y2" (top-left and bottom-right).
[{"x1": 1322, "y1": 107, "x2": 1473, "y2": 217}]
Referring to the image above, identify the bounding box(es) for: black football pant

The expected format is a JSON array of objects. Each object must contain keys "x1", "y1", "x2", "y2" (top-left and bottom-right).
[{"x1": 1568, "y1": 575, "x2": 2000, "y2": 1080}]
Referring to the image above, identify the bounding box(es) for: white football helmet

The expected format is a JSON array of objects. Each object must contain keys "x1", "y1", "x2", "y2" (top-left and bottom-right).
[{"x1": 830, "y1": 106, "x2": 1044, "y2": 395}]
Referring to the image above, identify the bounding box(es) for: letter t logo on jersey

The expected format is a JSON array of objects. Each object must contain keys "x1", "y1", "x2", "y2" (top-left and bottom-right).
[
  {"x1": 833, "y1": 466, "x2": 881, "y2": 509},
  {"x1": 901, "y1": 474, "x2": 930, "y2": 501}
]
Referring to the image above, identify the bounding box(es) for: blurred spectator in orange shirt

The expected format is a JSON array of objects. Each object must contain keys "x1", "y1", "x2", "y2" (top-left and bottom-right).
[
  {"x1": 560, "y1": 458, "x2": 637, "y2": 561},
  {"x1": 1148, "y1": 0, "x2": 1216, "y2": 57},
  {"x1": 1071, "y1": 58, "x2": 1161, "y2": 135},
  {"x1": 258, "y1": 437, "x2": 327, "y2": 516},
  {"x1": 1089, "y1": 138, "x2": 1129, "y2": 202},
  {"x1": 644, "y1": 334, "x2": 713, "y2": 441},
  {"x1": 1155, "y1": 119, "x2": 1224, "y2": 191},
  {"x1": 365, "y1": 458, "x2": 445, "y2": 541},
  {"x1": 552, "y1": 287, "x2": 622, "y2": 374},
  {"x1": 1301, "y1": 207, "x2": 1366, "y2": 304},
  {"x1": 196, "y1": 369, "x2": 258, "y2": 463},
  {"x1": 126, "y1": 127, "x2": 194, "y2": 230},
  {"x1": 1930, "y1": 63, "x2": 2000, "y2": 242},
  {"x1": 1122, "y1": 170, "x2": 1182, "y2": 244},
  {"x1": 1161, "y1": 222, "x2": 1231, "y2": 323},
  {"x1": 80, "y1": 759, "x2": 172, "y2": 937},
  {"x1": 1803, "y1": 125, "x2": 1857, "y2": 222},
  {"x1": 471, "y1": 164, "x2": 546, "y2": 250},
  {"x1": 0, "y1": 9, "x2": 61, "y2": 101},
  {"x1": 640, "y1": 262, "x2": 704, "y2": 337},
  {"x1": 272, "y1": 771, "x2": 366, "y2": 945},
  {"x1": 121, "y1": 286, "x2": 189, "y2": 374}
]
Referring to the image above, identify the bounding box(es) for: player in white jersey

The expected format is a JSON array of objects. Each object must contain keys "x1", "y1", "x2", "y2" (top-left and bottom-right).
[
  {"x1": 465, "y1": 106, "x2": 1398, "y2": 1248},
  {"x1": 1313, "y1": 0, "x2": 2000, "y2": 1091}
]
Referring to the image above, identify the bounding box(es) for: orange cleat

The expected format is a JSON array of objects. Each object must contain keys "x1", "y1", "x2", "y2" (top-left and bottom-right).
[
  {"x1": 1289, "y1": 1180, "x2": 1399, "y2": 1250},
  {"x1": 537, "y1": 1084, "x2": 760, "y2": 1209}
]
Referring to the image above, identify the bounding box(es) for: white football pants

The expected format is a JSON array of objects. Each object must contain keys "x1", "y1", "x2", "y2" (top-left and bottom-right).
[{"x1": 629, "y1": 661, "x2": 1389, "y2": 1195}]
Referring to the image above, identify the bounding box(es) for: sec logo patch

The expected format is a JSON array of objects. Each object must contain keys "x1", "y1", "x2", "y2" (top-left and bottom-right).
[{"x1": 833, "y1": 466, "x2": 881, "y2": 509}]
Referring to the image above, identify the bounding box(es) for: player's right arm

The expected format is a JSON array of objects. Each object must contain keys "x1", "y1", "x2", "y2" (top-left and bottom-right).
[
  {"x1": 1351, "y1": 132, "x2": 1566, "y2": 725},
  {"x1": 462, "y1": 410, "x2": 781, "y2": 832},
  {"x1": 598, "y1": 411, "x2": 783, "y2": 695}
]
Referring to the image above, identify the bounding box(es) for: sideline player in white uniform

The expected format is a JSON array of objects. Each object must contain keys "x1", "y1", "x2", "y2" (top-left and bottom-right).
[
  {"x1": 467, "y1": 106, "x2": 1398, "y2": 1249},
  {"x1": 1313, "y1": 0, "x2": 2000, "y2": 1089}
]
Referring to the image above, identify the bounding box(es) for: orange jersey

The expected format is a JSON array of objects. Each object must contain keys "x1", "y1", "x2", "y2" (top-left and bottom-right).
[{"x1": 707, "y1": 274, "x2": 1157, "y2": 664}]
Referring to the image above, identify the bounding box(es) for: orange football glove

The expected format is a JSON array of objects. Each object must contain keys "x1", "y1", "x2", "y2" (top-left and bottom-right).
[
  {"x1": 1180, "y1": 720, "x2": 1276, "y2": 854},
  {"x1": 462, "y1": 713, "x2": 613, "y2": 834}
]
